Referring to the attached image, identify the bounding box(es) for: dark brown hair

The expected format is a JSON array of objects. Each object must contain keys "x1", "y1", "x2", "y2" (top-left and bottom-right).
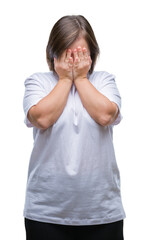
[{"x1": 46, "y1": 15, "x2": 100, "y2": 75}]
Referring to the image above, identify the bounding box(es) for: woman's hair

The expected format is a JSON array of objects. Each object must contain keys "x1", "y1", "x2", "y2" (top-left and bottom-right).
[{"x1": 46, "y1": 15, "x2": 100, "y2": 75}]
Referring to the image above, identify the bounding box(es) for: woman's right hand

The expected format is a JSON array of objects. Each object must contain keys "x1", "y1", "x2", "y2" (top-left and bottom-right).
[{"x1": 54, "y1": 49, "x2": 74, "y2": 82}]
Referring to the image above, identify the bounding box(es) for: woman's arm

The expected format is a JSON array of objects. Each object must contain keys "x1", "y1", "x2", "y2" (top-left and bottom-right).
[
  {"x1": 74, "y1": 78, "x2": 119, "y2": 126},
  {"x1": 73, "y1": 46, "x2": 119, "y2": 126},
  {"x1": 28, "y1": 50, "x2": 74, "y2": 130},
  {"x1": 28, "y1": 79, "x2": 72, "y2": 129}
]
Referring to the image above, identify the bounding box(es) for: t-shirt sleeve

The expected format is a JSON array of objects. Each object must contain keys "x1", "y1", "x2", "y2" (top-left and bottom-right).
[
  {"x1": 97, "y1": 71, "x2": 123, "y2": 126},
  {"x1": 23, "y1": 73, "x2": 47, "y2": 128}
]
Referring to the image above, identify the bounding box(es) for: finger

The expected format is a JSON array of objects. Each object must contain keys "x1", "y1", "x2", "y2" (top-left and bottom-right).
[
  {"x1": 74, "y1": 56, "x2": 80, "y2": 67},
  {"x1": 68, "y1": 57, "x2": 73, "y2": 67},
  {"x1": 65, "y1": 49, "x2": 72, "y2": 62},
  {"x1": 83, "y1": 47, "x2": 88, "y2": 59},
  {"x1": 77, "y1": 46, "x2": 83, "y2": 60},
  {"x1": 73, "y1": 49, "x2": 78, "y2": 61}
]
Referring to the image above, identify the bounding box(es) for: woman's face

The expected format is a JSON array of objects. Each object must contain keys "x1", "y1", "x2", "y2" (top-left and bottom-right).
[{"x1": 67, "y1": 36, "x2": 90, "y2": 60}]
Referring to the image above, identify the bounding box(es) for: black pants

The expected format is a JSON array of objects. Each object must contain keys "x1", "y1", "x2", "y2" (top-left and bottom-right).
[{"x1": 25, "y1": 218, "x2": 124, "y2": 240}]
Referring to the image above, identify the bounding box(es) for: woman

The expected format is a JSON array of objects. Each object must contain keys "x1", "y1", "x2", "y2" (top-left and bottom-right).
[{"x1": 23, "y1": 15, "x2": 126, "y2": 240}]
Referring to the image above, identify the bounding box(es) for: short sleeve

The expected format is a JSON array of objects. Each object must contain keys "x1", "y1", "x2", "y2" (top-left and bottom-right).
[
  {"x1": 97, "y1": 71, "x2": 123, "y2": 125},
  {"x1": 23, "y1": 73, "x2": 47, "y2": 127}
]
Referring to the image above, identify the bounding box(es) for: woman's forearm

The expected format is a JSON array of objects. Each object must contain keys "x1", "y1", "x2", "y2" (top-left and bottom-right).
[
  {"x1": 74, "y1": 78, "x2": 118, "y2": 126},
  {"x1": 28, "y1": 79, "x2": 73, "y2": 129}
]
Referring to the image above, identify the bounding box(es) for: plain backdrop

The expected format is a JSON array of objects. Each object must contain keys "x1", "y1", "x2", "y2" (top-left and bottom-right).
[{"x1": 0, "y1": 0, "x2": 149, "y2": 239}]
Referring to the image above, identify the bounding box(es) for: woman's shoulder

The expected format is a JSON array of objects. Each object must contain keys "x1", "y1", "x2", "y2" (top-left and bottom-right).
[
  {"x1": 25, "y1": 71, "x2": 58, "y2": 87},
  {"x1": 90, "y1": 70, "x2": 115, "y2": 80},
  {"x1": 89, "y1": 70, "x2": 116, "y2": 89},
  {"x1": 28, "y1": 71, "x2": 56, "y2": 80}
]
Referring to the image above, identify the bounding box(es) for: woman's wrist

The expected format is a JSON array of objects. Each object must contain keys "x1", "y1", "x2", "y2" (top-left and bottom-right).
[
  {"x1": 74, "y1": 75, "x2": 87, "y2": 82},
  {"x1": 59, "y1": 77, "x2": 73, "y2": 84}
]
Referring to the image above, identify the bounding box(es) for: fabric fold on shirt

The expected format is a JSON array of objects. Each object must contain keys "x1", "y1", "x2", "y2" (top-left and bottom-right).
[{"x1": 23, "y1": 70, "x2": 126, "y2": 226}]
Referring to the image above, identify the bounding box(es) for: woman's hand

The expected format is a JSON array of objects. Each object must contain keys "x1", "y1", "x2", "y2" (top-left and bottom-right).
[
  {"x1": 54, "y1": 49, "x2": 74, "y2": 82},
  {"x1": 54, "y1": 47, "x2": 92, "y2": 82},
  {"x1": 73, "y1": 47, "x2": 92, "y2": 81}
]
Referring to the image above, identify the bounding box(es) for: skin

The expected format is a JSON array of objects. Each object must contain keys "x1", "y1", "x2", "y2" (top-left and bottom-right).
[
  {"x1": 27, "y1": 36, "x2": 119, "y2": 129},
  {"x1": 54, "y1": 36, "x2": 92, "y2": 82},
  {"x1": 54, "y1": 36, "x2": 119, "y2": 126}
]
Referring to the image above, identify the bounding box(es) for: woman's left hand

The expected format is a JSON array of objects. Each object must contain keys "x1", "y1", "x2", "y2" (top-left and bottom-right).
[{"x1": 73, "y1": 47, "x2": 92, "y2": 81}]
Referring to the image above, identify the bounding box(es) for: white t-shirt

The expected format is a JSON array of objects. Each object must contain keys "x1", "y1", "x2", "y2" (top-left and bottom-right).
[{"x1": 23, "y1": 70, "x2": 126, "y2": 225}]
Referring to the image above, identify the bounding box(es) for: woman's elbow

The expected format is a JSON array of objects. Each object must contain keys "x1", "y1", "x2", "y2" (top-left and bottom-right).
[
  {"x1": 36, "y1": 117, "x2": 51, "y2": 130},
  {"x1": 27, "y1": 107, "x2": 52, "y2": 130},
  {"x1": 98, "y1": 114, "x2": 112, "y2": 126},
  {"x1": 98, "y1": 103, "x2": 119, "y2": 126}
]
